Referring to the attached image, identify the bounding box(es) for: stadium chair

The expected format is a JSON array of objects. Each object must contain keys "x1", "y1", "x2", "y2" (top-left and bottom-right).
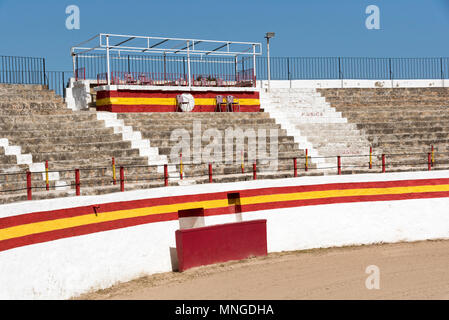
[
  {"x1": 176, "y1": 94, "x2": 190, "y2": 112},
  {"x1": 139, "y1": 73, "x2": 153, "y2": 85},
  {"x1": 226, "y1": 95, "x2": 240, "y2": 112},
  {"x1": 215, "y1": 95, "x2": 226, "y2": 112},
  {"x1": 124, "y1": 72, "x2": 137, "y2": 84}
]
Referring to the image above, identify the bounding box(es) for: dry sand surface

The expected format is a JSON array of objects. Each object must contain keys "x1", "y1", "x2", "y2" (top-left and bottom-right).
[{"x1": 77, "y1": 240, "x2": 449, "y2": 300}]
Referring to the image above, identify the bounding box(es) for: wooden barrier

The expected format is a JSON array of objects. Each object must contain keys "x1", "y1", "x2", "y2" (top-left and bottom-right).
[{"x1": 175, "y1": 219, "x2": 267, "y2": 272}]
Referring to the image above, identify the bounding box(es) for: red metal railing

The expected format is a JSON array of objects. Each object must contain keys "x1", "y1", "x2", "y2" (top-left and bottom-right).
[
  {"x1": 96, "y1": 71, "x2": 256, "y2": 87},
  {"x1": 0, "y1": 146, "x2": 443, "y2": 201}
]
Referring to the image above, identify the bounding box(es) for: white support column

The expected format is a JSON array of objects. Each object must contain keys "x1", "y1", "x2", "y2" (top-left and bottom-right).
[
  {"x1": 266, "y1": 38, "x2": 271, "y2": 91},
  {"x1": 106, "y1": 35, "x2": 111, "y2": 86},
  {"x1": 252, "y1": 44, "x2": 257, "y2": 83},
  {"x1": 187, "y1": 40, "x2": 191, "y2": 88}
]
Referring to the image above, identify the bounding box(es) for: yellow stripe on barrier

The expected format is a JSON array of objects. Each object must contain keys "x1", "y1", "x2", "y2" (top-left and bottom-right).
[
  {"x1": 1, "y1": 183, "x2": 449, "y2": 242},
  {"x1": 96, "y1": 97, "x2": 260, "y2": 107}
]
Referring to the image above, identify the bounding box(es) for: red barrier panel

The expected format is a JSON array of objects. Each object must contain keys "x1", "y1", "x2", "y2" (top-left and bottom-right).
[
  {"x1": 75, "y1": 169, "x2": 80, "y2": 196},
  {"x1": 175, "y1": 219, "x2": 267, "y2": 272},
  {"x1": 208, "y1": 163, "x2": 213, "y2": 183},
  {"x1": 293, "y1": 158, "x2": 297, "y2": 177},
  {"x1": 26, "y1": 171, "x2": 32, "y2": 200},
  {"x1": 164, "y1": 164, "x2": 168, "y2": 187}
]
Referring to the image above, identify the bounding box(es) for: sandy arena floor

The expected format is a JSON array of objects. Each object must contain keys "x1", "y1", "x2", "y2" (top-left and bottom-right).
[{"x1": 77, "y1": 239, "x2": 449, "y2": 300}]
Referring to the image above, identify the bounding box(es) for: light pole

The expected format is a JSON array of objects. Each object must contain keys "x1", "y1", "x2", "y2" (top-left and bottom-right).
[{"x1": 265, "y1": 32, "x2": 275, "y2": 91}]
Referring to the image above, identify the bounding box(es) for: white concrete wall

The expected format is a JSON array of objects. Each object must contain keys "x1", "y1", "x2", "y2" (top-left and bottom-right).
[
  {"x1": 257, "y1": 79, "x2": 447, "y2": 89},
  {"x1": 1, "y1": 170, "x2": 449, "y2": 299},
  {"x1": 65, "y1": 79, "x2": 94, "y2": 111}
]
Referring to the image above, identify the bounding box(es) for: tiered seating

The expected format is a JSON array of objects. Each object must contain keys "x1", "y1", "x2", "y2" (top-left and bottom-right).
[
  {"x1": 115, "y1": 112, "x2": 317, "y2": 183},
  {"x1": 260, "y1": 88, "x2": 372, "y2": 173},
  {"x1": 0, "y1": 84, "x2": 315, "y2": 204},
  {"x1": 317, "y1": 87, "x2": 449, "y2": 172},
  {"x1": 0, "y1": 84, "x2": 164, "y2": 203}
]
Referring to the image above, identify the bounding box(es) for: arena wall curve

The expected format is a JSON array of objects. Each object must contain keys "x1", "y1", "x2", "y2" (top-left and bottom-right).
[{"x1": 1, "y1": 170, "x2": 449, "y2": 299}]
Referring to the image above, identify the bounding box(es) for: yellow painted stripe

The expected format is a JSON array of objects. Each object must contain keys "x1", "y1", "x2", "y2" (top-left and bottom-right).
[
  {"x1": 1, "y1": 183, "x2": 449, "y2": 242},
  {"x1": 0, "y1": 199, "x2": 228, "y2": 242},
  {"x1": 240, "y1": 184, "x2": 449, "y2": 205},
  {"x1": 96, "y1": 97, "x2": 260, "y2": 107}
]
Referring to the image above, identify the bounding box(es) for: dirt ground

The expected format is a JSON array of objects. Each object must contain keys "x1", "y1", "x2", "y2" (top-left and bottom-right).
[{"x1": 77, "y1": 239, "x2": 449, "y2": 300}]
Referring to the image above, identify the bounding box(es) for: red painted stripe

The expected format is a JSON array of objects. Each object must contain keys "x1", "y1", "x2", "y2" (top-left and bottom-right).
[
  {"x1": 0, "y1": 212, "x2": 178, "y2": 253},
  {"x1": 1, "y1": 189, "x2": 448, "y2": 253},
  {"x1": 239, "y1": 190, "x2": 449, "y2": 213},
  {"x1": 238, "y1": 178, "x2": 449, "y2": 198},
  {"x1": 2, "y1": 178, "x2": 449, "y2": 229},
  {"x1": 0, "y1": 192, "x2": 230, "y2": 229},
  {"x1": 96, "y1": 90, "x2": 259, "y2": 99},
  {"x1": 96, "y1": 105, "x2": 260, "y2": 112}
]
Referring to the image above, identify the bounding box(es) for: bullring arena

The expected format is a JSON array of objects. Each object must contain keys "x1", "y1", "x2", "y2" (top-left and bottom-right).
[{"x1": 1, "y1": 33, "x2": 449, "y2": 300}]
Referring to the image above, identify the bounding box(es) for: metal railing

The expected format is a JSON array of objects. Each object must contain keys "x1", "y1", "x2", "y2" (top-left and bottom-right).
[
  {"x1": 97, "y1": 71, "x2": 256, "y2": 87},
  {"x1": 256, "y1": 57, "x2": 449, "y2": 80},
  {"x1": 0, "y1": 54, "x2": 72, "y2": 98},
  {"x1": 0, "y1": 147, "x2": 441, "y2": 201}
]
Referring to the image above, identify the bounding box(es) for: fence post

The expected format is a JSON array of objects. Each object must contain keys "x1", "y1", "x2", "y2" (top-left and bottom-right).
[
  {"x1": 337, "y1": 156, "x2": 341, "y2": 175},
  {"x1": 112, "y1": 157, "x2": 116, "y2": 185},
  {"x1": 431, "y1": 145, "x2": 435, "y2": 167},
  {"x1": 382, "y1": 154, "x2": 386, "y2": 173},
  {"x1": 209, "y1": 163, "x2": 213, "y2": 183},
  {"x1": 180, "y1": 152, "x2": 183, "y2": 180},
  {"x1": 26, "y1": 171, "x2": 32, "y2": 200},
  {"x1": 164, "y1": 164, "x2": 168, "y2": 186},
  {"x1": 293, "y1": 157, "x2": 297, "y2": 177},
  {"x1": 305, "y1": 149, "x2": 308, "y2": 172},
  {"x1": 75, "y1": 169, "x2": 80, "y2": 196},
  {"x1": 120, "y1": 166, "x2": 125, "y2": 192},
  {"x1": 253, "y1": 162, "x2": 257, "y2": 180},
  {"x1": 45, "y1": 160, "x2": 49, "y2": 191}
]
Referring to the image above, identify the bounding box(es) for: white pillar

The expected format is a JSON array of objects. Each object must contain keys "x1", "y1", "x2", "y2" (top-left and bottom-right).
[
  {"x1": 106, "y1": 35, "x2": 111, "y2": 86},
  {"x1": 252, "y1": 44, "x2": 257, "y2": 85},
  {"x1": 187, "y1": 40, "x2": 191, "y2": 88},
  {"x1": 266, "y1": 38, "x2": 271, "y2": 91}
]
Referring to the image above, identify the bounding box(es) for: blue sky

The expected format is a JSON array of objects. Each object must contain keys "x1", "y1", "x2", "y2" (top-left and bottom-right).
[{"x1": 0, "y1": 0, "x2": 449, "y2": 71}]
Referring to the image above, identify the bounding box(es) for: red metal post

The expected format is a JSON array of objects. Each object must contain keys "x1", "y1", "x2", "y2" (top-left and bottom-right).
[
  {"x1": 253, "y1": 162, "x2": 257, "y2": 180},
  {"x1": 45, "y1": 160, "x2": 49, "y2": 191},
  {"x1": 75, "y1": 169, "x2": 80, "y2": 196},
  {"x1": 305, "y1": 149, "x2": 308, "y2": 172},
  {"x1": 337, "y1": 156, "x2": 341, "y2": 175},
  {"x1": 428, "y1": 152, "x2": 432, "y2": 171},
  {"x1": 208, "y1": 163, "x2": 213, "y2": 183},
  {"x1": 293, "y1": 158, "x2": 298, "y2": 177},
  {"x1": 112, "y1": 157, "x2": 116, "y2": 185},
  {"x1": 164, "y1": 164, "x2": 168, "y2": 187},
  {"x1": 26, "y1": 171, "x2": 32, "y2": 200},
  {"x1": 431, "y1": 145, "x2": 435, "y2": 167},
  {"x1": 382, "y1": 154, "x2": 386, "y2": 173},
  {"x1": 120, "y1": 166, "x2": 125, "y2": 192},
  {"x1": 369, "y1": 146, "x2": 373, "y2": 169}
]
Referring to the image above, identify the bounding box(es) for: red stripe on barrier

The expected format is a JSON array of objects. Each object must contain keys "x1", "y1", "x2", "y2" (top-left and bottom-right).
[{"x1": 176, "y1": 220, "x2": 267, "y2": 272}]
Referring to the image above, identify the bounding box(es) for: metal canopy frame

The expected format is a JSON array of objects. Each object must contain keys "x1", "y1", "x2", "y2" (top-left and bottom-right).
[{"x1": 71, "y1": 33, "x2": 263, "y2": 86}]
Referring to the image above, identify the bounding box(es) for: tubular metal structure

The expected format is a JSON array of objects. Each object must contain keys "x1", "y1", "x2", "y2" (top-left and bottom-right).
[{"x1": 71, "y1": 33, "x2": 263, "y2": 87}]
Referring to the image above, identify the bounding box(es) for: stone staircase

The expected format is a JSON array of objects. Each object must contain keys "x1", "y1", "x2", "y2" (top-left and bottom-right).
[
  {"x1": 0, "y1": 84, "x2": 173, "y2": 203},
  {"x1": 260, "y1": 88, "x2": 373, "y2": 174},
  {"x1": 0, "y1": 84, "x2": 318, "y2": 204},
  {"x1": 317, "y1": 87, "x2": 449, "y2": 173},
  {"x1": 115, "y1": 112, "x2": 319, "y2": 184}
]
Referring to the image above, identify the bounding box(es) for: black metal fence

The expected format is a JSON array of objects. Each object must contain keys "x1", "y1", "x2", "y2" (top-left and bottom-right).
[
  {"x1": 3, "y1": 54, "x2": 449, "y2": 98},
  {"x1": 0, "y1": 55, "x2": 71, "y2": 98},
  {"x1": 255, "y1": 57, "x2": 449, "y2": 80},
  {"x1": 75, "y1": 53, "x2": 251, "y2": 82}
]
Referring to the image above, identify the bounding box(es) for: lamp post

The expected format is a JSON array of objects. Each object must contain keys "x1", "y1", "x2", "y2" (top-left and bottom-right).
[{"x1": 265, "y1": 32, "x2": 275, "y2": 91}]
